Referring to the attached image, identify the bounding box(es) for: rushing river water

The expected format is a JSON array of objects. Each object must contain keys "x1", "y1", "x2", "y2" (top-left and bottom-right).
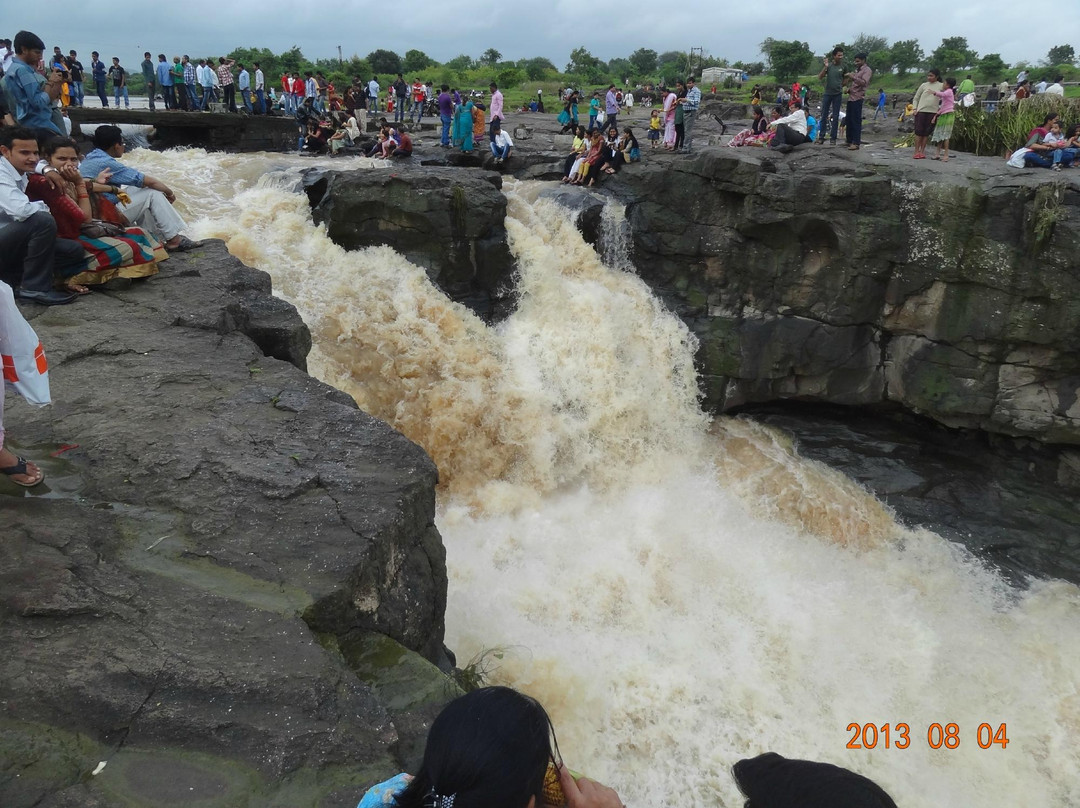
[{"x1": 124, "y1": 147, "x2": 1080, "y2": 807}]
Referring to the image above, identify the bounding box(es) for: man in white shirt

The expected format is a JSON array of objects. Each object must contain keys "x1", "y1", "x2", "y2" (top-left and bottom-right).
[
  {"x1": 368, "y1": 76, "x2": 380, "y2": 113},
  {"x1": 768, "y1": 101, "x2": 810, "y2": 153},
  {"x1": 1045, "y1": 75, "x2": 1065, "y2": 97},
  {"x1": 253, "y1": 62, "x2": 265, "y2": 114},
  {"x1": 489, "y1": 120, "x2": 514, "y2": 164},
  {"x1": 1034, "y1": 78, "x2": 1048, "y2": 94},
  {"x1": 0, "y1": 127, "x2": 81, "y2": 304},
  {"x1": 0, "y1": 39, "x2": 13, "y2": 74}
]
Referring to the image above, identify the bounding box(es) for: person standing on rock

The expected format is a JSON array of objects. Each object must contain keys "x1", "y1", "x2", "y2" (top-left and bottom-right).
[
  {"x1": 843, "y1": 53, "x2": 871, "y2": 150},
  {"x1": 141, "y1": 52, "x2": 156, "y2": 111},
  {"x1": 680, "y1": 76, "x2": 701, "y2": 153},
  {"x1": 438, "y1": 84, "x2": 453, "y2": 147},
  {"x1": 90, "y1": 51, "x2": 108, "y2": 107},
  {"x1": 393, "y1": 74, "x2": 408, "y2": 125},
  {"x1": 217, "y1": 57, "x2": 237, "y2": 113},
  {"x1": 605, "y1": 83, "x2": 619, "y2": 132},
  {"x1": 368, "y1": 76, "x2": 380, "y2": 113},
  {"x1": 156, "y1": 54, "x2": 173, "y2": 110},
  {"x1": 910, "y1": 68, "x2": 944, "y2": 159},
  {"x1": 489, "y1": 82, "x2": 504, "y2": 139},
  {"x1": 817, "y1": 47, "x2": 844, "y2": 145}
]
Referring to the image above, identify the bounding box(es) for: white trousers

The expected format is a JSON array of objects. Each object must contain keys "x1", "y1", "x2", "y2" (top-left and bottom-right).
[{"x1": 120, "y1": 187, "x2": 186, "y2": 242}]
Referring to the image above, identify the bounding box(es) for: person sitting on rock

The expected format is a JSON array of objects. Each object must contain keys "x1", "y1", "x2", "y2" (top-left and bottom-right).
[
  {"x1": 0, "y1": 126, "x2": 84, "y2": 305},
  {"x1": 390, "y1": 130, "x2": 413, "y2": 158},
  {"x1": 489, "y1": 119, "x2": 513, "y2": 164},
  {"x1": 768, "y1": 100, "x2": 810, "y2": 153},
  {"x1": 355, "y1": 687, "x2": 622, "y2": 808},
  {"x1": 78, "y1": 125, "x2": 198, "y2": 251}
]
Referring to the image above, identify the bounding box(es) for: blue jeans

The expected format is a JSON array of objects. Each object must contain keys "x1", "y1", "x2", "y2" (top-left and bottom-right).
[
  {"x1": 199, "y1": 86, "x2": 216, "y2": 109},
  {"x1": 255, "y1": 89, "x2": 265, "y2": 114},
  {"x1": 441, "y1": 113, "x2": 452, "y2": 145},
  {"x1": 187, "y1": 83, "x2": 199, "y2": 108},
  {"x1": 1023, "y1": 152, "x2": 1053, "y2": 168},
  {"x1": 1052, "y1": 147, "x2": 1076, "y2": 166},
  {"x1": 241, "y1": 88, "x2": 253, "y2": 112},
  {"x1": 873, "y1": 103, "x2": 886, "y2": 120},
  {"x1": 395, "y1": 97, "x2": 407, "y2": 122},
  {"x1": 820, "y1": 92, "x2": 842, "y2": 142},
  {"x1": 114, "y1": 85, "x2": 129, "y2": 107},
  {"x1": 284, "y1": 93, "x2": 296, "y2": 114},
  {"x1": 95, "y1": 79, "x2": 108, "y2": 106},
  {"x1": 846, "y1": 99, "x2": 864, "y2": 145},
  {"x1": 410, "y1": 99, "x2": 422, "y2": 121},
  {"x1": 490, "y1": 141, "x2": 511, "y2": 159},
  {"x1": 71, "y1": 81, "x2": 83, "y2": 106}
]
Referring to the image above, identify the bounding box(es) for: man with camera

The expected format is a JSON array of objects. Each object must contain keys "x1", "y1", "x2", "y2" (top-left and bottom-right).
[{"x1": 1, "y1": 30, "x2": 64, "y2": 136}]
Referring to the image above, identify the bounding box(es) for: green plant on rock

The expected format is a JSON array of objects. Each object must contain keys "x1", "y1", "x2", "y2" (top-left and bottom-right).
[
  {"x1": 453, "y1": 647, "x2": 505, "y2": 692},
  {"x1": 1031, "y1": 183, "x2": 1065, "y2": 248}
]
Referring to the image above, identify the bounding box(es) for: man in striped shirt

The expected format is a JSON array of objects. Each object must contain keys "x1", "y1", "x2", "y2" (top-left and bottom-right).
[{"x1": 217, "y1": 57, "x2": 236, "y2": 113}]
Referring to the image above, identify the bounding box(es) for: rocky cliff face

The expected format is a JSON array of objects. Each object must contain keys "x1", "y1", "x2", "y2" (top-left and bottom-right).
[
  {"x1": 615, "y1": 149, "x2": 1080, "y2": 445},
  {"x1": 1, "y1": 245, "x2": 455, "y2": 808}
]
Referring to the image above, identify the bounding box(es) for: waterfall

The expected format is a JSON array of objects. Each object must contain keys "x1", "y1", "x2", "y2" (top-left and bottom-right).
[{"x1": 118, "y1": 148, "x2": 1080, "y2": 808}]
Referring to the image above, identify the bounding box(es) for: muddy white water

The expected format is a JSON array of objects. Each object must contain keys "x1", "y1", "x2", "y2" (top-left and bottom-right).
[{"x1": 125, "y1": 147, "x2": 1080, "y2": 807}]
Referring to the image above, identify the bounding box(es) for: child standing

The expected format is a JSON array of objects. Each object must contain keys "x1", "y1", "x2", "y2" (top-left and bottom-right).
[
  {"x1": 931, "y1": 77, "x2": 957, "y2": 162},
  {"x1": 588, "y1": 92, "x2": 601, "y2": 132},
  {"x1": 648, "y1": 108, "x2": 661, "y2": 147}
]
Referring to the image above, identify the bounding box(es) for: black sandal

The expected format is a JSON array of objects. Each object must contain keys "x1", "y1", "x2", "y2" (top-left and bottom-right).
[{"x1": 0, "y1": 456, "x2": 45, "y2": 487}]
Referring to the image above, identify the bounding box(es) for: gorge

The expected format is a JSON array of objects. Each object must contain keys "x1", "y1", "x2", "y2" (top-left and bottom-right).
[{"x1": 3, "y1": 142, "x2": 1079, "y2": 808}]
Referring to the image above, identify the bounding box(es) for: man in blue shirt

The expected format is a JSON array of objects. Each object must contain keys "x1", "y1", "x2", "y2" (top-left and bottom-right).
[
  {"x1": 237, "y1": 64, "x2": 253, "y2": 113},
  {"x1": 90, "y1": 51, "x2": 108, "y2": 107},
  {"x1": 79, "y1": 125, "x2": 198, "y2": 252},
  {"x1": 681, "y1": 76, "x2": 702, "y2": 153},
  {"x1": 1, "y1": 30, "x2": 63, "y2": 136},
  {"x1": 156, "y1": 54, "x2": 174, "y2": 110}
]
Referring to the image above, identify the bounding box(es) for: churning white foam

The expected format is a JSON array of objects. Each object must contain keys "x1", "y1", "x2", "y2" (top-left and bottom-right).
[{"x1": 127, "y1": 148, "x2": 1080, "y2": 807}]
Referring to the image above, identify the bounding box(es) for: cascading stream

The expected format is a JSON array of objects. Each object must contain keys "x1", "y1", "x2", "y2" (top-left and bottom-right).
[{"x1": 124, "y1": 148, "x2": 1080, "y2": 807}]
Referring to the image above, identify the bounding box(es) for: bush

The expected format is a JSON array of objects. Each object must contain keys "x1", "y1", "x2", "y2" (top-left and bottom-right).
[{"x1": 950, "y1": 96, "x2": 1080, "y2": 156}]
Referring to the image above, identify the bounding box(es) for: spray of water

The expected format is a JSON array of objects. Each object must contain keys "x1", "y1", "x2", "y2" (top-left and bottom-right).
[{"x1": 125, "y1": 148, "x2": 1080, "y2": 807}]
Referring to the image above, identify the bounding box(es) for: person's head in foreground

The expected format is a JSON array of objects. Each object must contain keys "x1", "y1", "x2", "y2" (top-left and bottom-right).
[{"x1": 733, "y1": 752, "x2": 898, "y2": 808}]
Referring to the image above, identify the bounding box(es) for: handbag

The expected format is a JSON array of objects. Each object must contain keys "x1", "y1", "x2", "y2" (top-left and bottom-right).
[{"x1": 80, "y1": 219, "x2": 125, "y2": 239}]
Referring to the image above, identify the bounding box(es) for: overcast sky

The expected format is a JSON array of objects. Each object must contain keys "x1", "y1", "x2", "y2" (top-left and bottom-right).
[{"x1": 11, "y1": 4, "x2": 1073, "y2": 72}]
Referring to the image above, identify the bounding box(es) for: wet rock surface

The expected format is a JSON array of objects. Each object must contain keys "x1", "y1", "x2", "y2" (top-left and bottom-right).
[
  {"x1": 1, "y1": 243, "x2": 454, "y2": 807},
  {"x1": 746, "y1": 403, "x2": 1080, "y2": 586},
  {"x1": 305, "y1": 166, "x2": 515, "y2": 319}
]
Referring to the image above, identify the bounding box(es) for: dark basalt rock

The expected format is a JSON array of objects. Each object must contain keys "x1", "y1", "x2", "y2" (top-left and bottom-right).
[
  {"x1": 1, "y1": 242, "x2": 453, "y2": 807},
  {"x1": 305, "y1": 166, "x2": 514, "y2": 320}
]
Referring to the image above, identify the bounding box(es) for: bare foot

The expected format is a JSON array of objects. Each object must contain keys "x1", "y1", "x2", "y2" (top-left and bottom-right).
[{"x1": 65, "y1": 282, "x2": 91, "y2": 295}]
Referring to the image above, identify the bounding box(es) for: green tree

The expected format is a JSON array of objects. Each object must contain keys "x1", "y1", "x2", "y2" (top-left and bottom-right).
[
  {"x1": 402, "y1": 49, "x2": 434, "y2": 74},
  {"x1": 366, "y1": 49, "x2": 402, "y2": 75},
  {"x1": 566, "y1": 46, "x2": 607, "y2": 83},
  {"x1": 890, "y1": 39, "x2": 924, "y2": 75},
  {"x1": 1046, "y1": 44, "x2": 1076, "y2": 66},
  {"x1": 930, "y1": 36, "x2": 977, "y2": 73},
  {"x1": 607, "y1": 58, "x2": 633, "y2": 82},
  {"x1": 977, "y1": 53, "x2": 1009, "y2": 81},
  {"x1": 628, "y1": 48, "x2": 658, "y2": 76},
  {"x1": 520, "y1": 57, "x2": 556, "y2": 81},
  {"x1": 480, "y1": 48, "x2": 502, "y2": 66},
  {"x1": 657, "y1": 50, "x2": 688, "y2": 79},
  {"x1": 850, "y1": 33, "x2": 888, "y2": 56},
  {"x1": 869, "y1": 49, "x2": 894, "y2": 74},
  {"x1": 760, "y1": 39, "x2": 813, "y2": 84},
  {"x1": 445, "y1": 54, "x2": 474, "y2": 72}
]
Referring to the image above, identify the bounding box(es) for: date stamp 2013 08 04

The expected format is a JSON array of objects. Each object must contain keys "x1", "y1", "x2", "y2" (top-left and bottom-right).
[{"x1": 845, "y1": 722, "x2": 1010, "y2": 750}]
